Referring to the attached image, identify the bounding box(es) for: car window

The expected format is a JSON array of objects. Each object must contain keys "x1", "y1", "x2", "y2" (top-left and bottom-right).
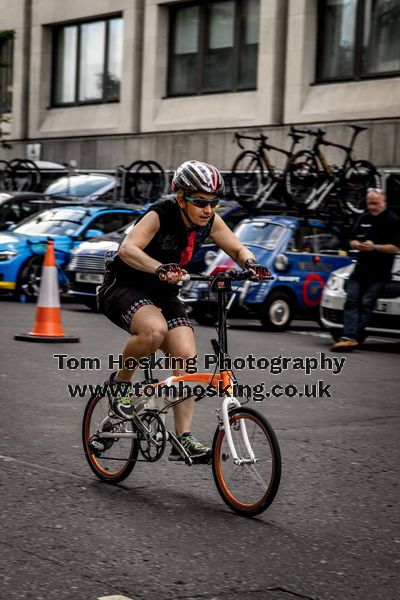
[
  {"x1": 44, "y1": 176, "x2": 112, "y2": 197},
  {"x1": 287, "y1": 226, "x2": 341, "y2": 253},
  {"x1": 234, "y1": 221, "x2": 285, "y2": 250},
  {"x1": 85, "y1": 212, "x2": 133, "y2": 235},
  {"x1": 14, "y1": 209, "x2": 86, "y2": 235}
]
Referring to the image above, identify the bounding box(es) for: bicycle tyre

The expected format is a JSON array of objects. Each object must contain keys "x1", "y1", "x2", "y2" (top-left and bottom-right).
[
  {"x1": 212, "y1": 406, "x2": 281, "y2": 517},
  {"x1": 130, "y1": 160, "x2": 166, "y2": 203},
  {"x1": 343, "y1": 160, "x2": 380, "y2": 215},
  {"x1": 231, "y1": 151, "x2": 265, "y2": 206},
  {"x1": 0, "y1": 160, "x2": 13, "y2": 191},
  {"x1": 285, "y1": 150, "x2": 320, "y2": 207},
  {"x1": 82, "y1": 391, "x2": 139, "y2": 483},
  {"x1": 9, "y1": 158, "x2": 41, "y2": 192}
]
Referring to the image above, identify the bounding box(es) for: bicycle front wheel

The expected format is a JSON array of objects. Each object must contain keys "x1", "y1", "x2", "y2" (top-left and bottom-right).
[
  {"x1": 82, "y1": 392, "x2": 139, "y2": 483},
  {"x1": 231, "y1": 151, "x2": 265, "y2": 206},
  {"x1": 212, "y1": 407, "x2": 281, "y2": 517},
  {"x1": 285, "y1": 150, "x2": 320, "y2": 206}
]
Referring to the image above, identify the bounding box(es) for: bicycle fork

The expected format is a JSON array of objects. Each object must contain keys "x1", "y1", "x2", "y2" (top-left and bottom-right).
[{"x1": 219, "y1": 397, "x2": 257, "y2": 465}]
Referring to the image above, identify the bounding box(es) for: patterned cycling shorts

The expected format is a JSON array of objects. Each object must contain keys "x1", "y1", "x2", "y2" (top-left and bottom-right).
[{"x1": 97, "y1": 271, "x2": 193, "y2": 334}]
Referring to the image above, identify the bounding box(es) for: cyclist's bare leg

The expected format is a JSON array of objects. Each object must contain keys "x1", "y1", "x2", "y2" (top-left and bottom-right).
[
  {"x1": 160, "y1": 326, "x2": 196, "y2": 437},
  {"x1": 115, "y1": 305, "x2": 168, "y2": 382}
]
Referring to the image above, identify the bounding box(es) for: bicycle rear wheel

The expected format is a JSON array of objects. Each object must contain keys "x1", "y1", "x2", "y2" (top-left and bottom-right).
[
  {"x1": 285, "y1": 150, "x2": 320, "y2": 207},
  {"x1": 231, "y1": 151, "x2": 265, "y2": 206},
  {"x1": 212, "y1": 406, "x2": 281, "y2": 517},
  {"x1": 343, "y1": 160, "x2": 380, "y2": 214},
  {"x1": 82, "y1": 392, "x2": 139, "y2": 483}
]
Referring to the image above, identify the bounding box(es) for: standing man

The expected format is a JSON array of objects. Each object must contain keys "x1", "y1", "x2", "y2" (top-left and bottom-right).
[{"x1": 331, "y1": 188, "x2": 400, "y2": 351}]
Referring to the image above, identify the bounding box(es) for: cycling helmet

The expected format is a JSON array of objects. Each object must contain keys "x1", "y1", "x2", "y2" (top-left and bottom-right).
[{"x1": 172, "y1": 160, "x2": 225, "y2": 196}]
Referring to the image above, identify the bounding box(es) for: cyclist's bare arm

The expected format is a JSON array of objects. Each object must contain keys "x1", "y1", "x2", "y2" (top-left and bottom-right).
[
  {"x1": 118, "y1": 211, "x2": 162, "y2": 273},
  {"x1": 210, "y1": 214, "x2": 256, "y2": 268}
]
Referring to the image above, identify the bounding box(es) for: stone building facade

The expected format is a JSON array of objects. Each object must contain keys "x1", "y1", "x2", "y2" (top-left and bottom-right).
[{"x1": 1, "y1": 0, "x2": 399, "y2": 170}]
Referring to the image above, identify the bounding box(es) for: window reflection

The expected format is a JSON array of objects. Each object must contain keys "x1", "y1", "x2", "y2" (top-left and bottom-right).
[
  {"x1": 55, "y1": 27, "x2": 77, "y2": 104},
  {"x1": 318, "y1": 0, "x2": 400, "y2": 80},
  {"x1": 79, "y1": 22, "x2": 106, "y2": 101},
  {"x1": 204, "y1": 2, "x2": 235, "y2": 91},
  {"x1": 169, "y1": 1, "x2": 259, "y2": 96},
  {"x1": 318, "y1": 0, "x2": 357, "y2": 80},
  {"x1": 363, "y1": 0, "x2": 400, "y2": 74},
  {"x1": 53, "y1": 17, "x2": 122, "y2": 105}
]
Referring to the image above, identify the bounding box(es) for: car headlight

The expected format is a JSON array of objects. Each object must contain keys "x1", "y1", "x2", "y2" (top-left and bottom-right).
[
  {"x1": 326, "y1": 275, "x2": 343, "y2": 291},
  {"x1": 0, "y1": 250, "x2": 18, "y2": 262}
]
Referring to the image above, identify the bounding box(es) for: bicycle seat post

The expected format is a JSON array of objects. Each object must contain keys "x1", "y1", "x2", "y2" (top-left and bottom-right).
[{"x1": 142, "y1": 353, "x2": 159, "y2": 384}]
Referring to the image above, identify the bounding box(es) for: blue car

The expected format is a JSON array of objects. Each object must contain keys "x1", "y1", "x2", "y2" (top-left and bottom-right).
[
  {"x1": 0, "y1": 204, "x2": 140, "y2": 299},
  {"x1": 181, "y1": 215, "x2": 352, "y2": 329}
]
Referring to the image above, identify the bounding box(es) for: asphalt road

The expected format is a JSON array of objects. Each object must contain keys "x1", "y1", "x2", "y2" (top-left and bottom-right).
[{"x1": 0, "y1": 300, "x2": 399, "y2": 600}]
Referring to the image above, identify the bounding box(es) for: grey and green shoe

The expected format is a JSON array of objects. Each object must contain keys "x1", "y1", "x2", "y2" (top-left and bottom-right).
[
  {"x1": 169, "y1": 434, "x2": 211, "y2": 462},
  {"x1": 106, "y1": 372, "x2": 134, "y2": 418}
]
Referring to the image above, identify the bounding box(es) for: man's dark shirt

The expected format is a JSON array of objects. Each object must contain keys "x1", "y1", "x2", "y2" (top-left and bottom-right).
[{"x1": 351, "y1": 209, "x2": 400, "y2": 282}]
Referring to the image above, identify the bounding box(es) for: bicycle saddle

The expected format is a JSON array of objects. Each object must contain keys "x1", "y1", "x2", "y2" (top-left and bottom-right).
[{"x1": 349, "y1": 125, "x2": 367, "y2": 132}]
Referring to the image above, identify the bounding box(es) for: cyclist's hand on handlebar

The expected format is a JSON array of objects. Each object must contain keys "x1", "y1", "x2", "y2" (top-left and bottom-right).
[
  {"x1": 244, "y1": 259, "x2": 272, "y2": 280},
  {"x1": 155, "y1": 263, "x2": 187, "y2": 284}
]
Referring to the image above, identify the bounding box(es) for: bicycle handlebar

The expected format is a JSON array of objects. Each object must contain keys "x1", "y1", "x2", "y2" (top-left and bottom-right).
[
  {"x1": 183, "y1": 270, "x2": 274, "y2": 283},
  {"x1": 235, "y1": 132, "x2": 268, "y2": 150}
]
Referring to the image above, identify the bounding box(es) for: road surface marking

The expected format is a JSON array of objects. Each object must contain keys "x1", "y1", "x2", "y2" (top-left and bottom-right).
[
  {"x1": 0, "y1": 454, "x2": 83, "y2": 480},
  {"x1": 98, "y1": 596, "x2": 134, "y2": 600}
]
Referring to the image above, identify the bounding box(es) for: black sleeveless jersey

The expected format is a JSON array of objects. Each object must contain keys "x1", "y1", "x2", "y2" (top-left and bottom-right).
[{"x1": 107, "y1": 198, "x2": 215, "y2": 295}]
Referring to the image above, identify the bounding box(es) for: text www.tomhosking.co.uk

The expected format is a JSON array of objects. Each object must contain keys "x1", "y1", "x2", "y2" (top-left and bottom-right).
[{"x1": 54, "y1": 352, "x2": 347, "y2": 401}]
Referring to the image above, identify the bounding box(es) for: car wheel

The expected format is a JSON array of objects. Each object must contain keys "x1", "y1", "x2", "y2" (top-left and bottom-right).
[
  {"x1": 17, "y1": 256, "x2": 43, "y2": 300},
  {"x1": 260, "y1": 292, "x2": 293, "y2": 331},
  {"x1": 84, "y1": 298, "x2": 99, "y2": 312},
  {"x1": 191, "y1": 304, "x2": 218, "y2": 326}
]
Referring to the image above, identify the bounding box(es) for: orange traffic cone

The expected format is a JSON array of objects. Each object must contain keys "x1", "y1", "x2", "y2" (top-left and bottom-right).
[{"x1": 15, "y1": 240, "x2": 80, "y2": 343}]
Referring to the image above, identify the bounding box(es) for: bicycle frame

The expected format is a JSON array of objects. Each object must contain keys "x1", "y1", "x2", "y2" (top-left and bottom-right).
[
  {"x1": 297, "y1": 126, "x2": 366, "y2": 210},
  {"x1": 235, "y1": 131, "x2": 303, "y2": 204}
]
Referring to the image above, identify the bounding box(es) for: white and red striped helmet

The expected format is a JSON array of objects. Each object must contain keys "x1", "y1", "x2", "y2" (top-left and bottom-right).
[{"x1": 172, "y1": 160, "x2": 225, "y2": 196}]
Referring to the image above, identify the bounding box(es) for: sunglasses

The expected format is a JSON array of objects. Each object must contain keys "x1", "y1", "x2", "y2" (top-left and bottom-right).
[{"x1": 184, "y1": 196, "x2": 219, "y2": 209}]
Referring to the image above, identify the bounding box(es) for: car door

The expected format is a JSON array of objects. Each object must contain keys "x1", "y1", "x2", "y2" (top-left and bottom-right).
[{"x1": 286, "y1": 223, "x2": 351, "y2": 311}]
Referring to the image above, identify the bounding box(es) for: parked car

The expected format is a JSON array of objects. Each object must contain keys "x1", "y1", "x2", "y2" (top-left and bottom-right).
[
  {"x1": 181, "y1": 215, "x2": 352, "y2": 329},
  {"x1": 66, "y1": 199, "x2": 244, "y2": 308},
  {"x1": 0, "y1": 191, "x2": 73, "y2": 231},
  {"x1": 43, "y1": 173, "x2": 119, "y2": 201},
  {"x1": 320, "y1": 256, "x2": 400, "y2": 339},
  {"x1": 0, "y1": 204, "x2": 140, "y2": 299}
]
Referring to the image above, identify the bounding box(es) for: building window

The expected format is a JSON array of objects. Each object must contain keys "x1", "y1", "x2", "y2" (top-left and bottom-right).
[
  {"x1": 317, "y1": 0, "x2": 400, "y2": 82},
  {"x1": 0, "y1": 31, "x2": 14, "y2": 113},
  {"x1": 53, "y1": 16, "x2": 123, "y2": 106},
  {"x1": 168, "y1": 0, "x2": 260, "y2": 96}
]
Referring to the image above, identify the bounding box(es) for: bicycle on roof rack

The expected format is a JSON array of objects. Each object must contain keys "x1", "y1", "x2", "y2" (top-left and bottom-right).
[
  {"x1": 285, "y1": 125, "x2": 380, "y2": 215},
  {"x1": 0, "y1": 159, "x2": 42, "y2": 193},
  {"x1": 116, "y1": 160, "x2": 166, "y2": 204},
  {"x1": 230, "y1": 128, "x2": 304, "y2": 209},
  {"x1": 82, "y1": 269, "x2": 281, "y2": 517}
]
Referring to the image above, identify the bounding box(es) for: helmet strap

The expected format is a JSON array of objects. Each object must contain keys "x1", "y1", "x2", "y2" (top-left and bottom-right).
[{"x1": 178, "y1": 201, "x2": 202, "y2": 231}]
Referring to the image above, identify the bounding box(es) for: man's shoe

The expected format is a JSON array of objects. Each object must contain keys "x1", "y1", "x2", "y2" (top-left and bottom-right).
[
  {"x1": 330, "y1": 339, "x2": 359, "y2": 352},
  {"x1": 169, "y1": 434, "x2": 211, "y2": 462}
]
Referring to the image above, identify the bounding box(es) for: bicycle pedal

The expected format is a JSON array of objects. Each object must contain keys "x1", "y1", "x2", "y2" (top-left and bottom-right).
[{"x1": 191, "y1": 454, "x2": 212, "y2": 466}]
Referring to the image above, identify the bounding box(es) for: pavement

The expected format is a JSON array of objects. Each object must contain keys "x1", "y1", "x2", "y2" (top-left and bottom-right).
[{"x1": 0, "y1": 299, "x2": 399, "y2": 600}]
